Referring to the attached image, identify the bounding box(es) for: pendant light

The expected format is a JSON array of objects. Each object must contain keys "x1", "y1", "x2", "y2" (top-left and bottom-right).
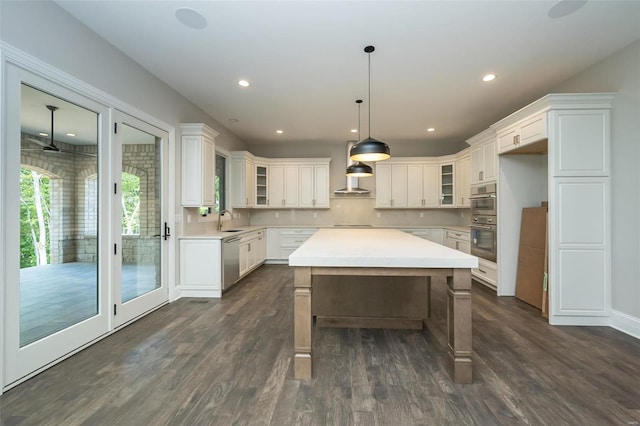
[
  {"x1": 43, "y1": 105, "x2": 61, "y2": 152},
  {"x1": 350, "y1": 45, "x2": 391, "y2": 162},
  {"x1": 346, "y1": 100, "x2": 373, "y2": 177}
]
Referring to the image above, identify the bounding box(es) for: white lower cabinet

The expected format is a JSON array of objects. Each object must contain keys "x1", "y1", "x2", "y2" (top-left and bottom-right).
[
  {"x1": 179, "y1": 239, "x2": 222, "y2": 298},
  {"x1": 239, "y1": 230, "x2": 265, "y2": 277},
  {"x1": 472, "y1": 258, "x2": 497, "y2": 290},
  {"x1": 265, "y1": 228, "x2": 318, "y2": 263},
  {"x1": 443, "y1": 229, "x2": 470, "y2": 254}
]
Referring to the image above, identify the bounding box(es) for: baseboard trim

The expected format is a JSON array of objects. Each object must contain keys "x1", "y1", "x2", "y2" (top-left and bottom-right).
[{"x1": 610, "y1": 309, "x2": 640, "y2": 339}]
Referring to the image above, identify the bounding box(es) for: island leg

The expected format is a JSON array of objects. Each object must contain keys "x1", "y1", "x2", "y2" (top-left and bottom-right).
[
  {"x1": 447, "y1": 268, "x2": 472, "y2": 384},
  {"x1": 294, "y1": 267, "x2": 312, "y2": 380}
]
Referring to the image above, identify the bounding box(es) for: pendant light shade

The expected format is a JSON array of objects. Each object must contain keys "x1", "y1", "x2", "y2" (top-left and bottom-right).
[
  {"x1": 350, "y1": 137, "x2": 390, "y2": 162},
  {"x1": 346, "y1": 99, "x2": 373, "y2": 177},
  {"x1": 346, "y1": 161, "x2": 373, "y2": 177},
  {"x1": 350, "y1": 45, "x2": 391, "y2": 162}
]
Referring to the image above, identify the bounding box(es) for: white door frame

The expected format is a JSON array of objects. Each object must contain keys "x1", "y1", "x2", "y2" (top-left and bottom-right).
[{"x1": 0, "y1": 42, "x2": 177, "y2": 393}]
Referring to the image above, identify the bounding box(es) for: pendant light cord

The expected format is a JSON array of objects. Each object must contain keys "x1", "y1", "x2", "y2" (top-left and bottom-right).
[
  {"x1": 358, "y1": 101, "x2": 361, "y2": 141},
  {"x1": 368, "y1": 49, "x2": 371, "y2": 138}
]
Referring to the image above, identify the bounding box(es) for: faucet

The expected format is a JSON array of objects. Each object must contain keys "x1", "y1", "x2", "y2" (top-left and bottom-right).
[{"x1": 217, "y1": 209, "x2": 232, "y2": 232}]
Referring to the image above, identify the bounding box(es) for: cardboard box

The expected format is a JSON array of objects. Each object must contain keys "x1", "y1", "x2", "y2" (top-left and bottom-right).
[{"x1": 515, "y1": 207, "x2": 548, "y2": 309}]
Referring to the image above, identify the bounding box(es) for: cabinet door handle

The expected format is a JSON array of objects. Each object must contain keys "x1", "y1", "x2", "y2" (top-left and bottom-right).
[
  {"x1": 248, "y1": 243, "x2": 251, "y2": 252},
  {"x1": 479, "y1": 171, "x2": 484, "y2": 181},
  {"x1": 478, "y1": 268, "x2": 487, "y2": 274},
  {"x1": 246, "y1": 197, "x2": 248, "y2": 205}
]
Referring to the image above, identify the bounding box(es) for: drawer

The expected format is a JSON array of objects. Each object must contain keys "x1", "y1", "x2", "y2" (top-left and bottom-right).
[
  {"x1": 472, "y1": 258, "x2": 497, "y2": 287},
  {"x1": 240, "y1": 230, "x2": 264, "y2": 243},
  {"x1": 445, "y1": 229, "x2": 469, "y2": 242},
  {"x1": 279, "y1": 228, "x2": 317, "y2": 237},
  {"x1": 280, "y1": 235, "x2": 312, "y2": 247}
]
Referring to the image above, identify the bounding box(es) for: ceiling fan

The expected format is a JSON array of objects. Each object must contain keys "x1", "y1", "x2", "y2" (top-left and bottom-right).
[{"x1": 24, "y1": 105, "x2": 96, "y2": 157}]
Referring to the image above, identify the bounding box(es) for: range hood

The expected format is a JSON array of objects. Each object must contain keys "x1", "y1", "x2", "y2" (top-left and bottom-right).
[{"x1": 334, "y1": 141, "x2": 372, "y2": 195}]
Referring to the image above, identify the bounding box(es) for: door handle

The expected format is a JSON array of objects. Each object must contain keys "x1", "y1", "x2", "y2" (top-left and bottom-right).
[{"x1": 163, "y1": 222, "x2": 171, "y2": 240}]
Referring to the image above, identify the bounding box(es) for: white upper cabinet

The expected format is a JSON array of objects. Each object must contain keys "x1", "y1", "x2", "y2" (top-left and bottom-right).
[
  {"x1": 299, "y1": 163, "x2": 330, "y2": 208},
  {"x1": 230, "y1": 151, "x2": 255, "y2": 208},
  {"x1": 181, "y1": 123, "x2": 219, "y2": 207},
  {"x1": 497, "y1": 112, "x2": 547, "y2": 154},
  {"x1": 268, "y1": 164, "x2": 299, "y2": 208},
  {"x1": 407, "y1": 164, "x2": 439, "y2": 208},
  {"x1": 455, "y1": 155, "x2": 471, "y2": 207},
  {"x1": 468, "y1": 129, "x2": 497, "y2": 185},
  {"x1": 377, "y1": 159, "x2": 458, "y2": 209},
  {"x1": 229, "y1": 157, "x2": 330, "y2": 209},
  {"x1": 375, "y1": 163, "x2": 408, "y2": 208},
  {"x1": 439, "y1": 162, "x2": 455, "y2": 207},
  {"x1": 550, "y1": 110, "x2": 610, "y2": 177}
]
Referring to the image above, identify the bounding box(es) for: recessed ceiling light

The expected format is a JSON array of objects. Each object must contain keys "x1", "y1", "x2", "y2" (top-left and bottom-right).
[
  {"x1": 350, "y1": 129, "x2": 358, "y2": 133},
  {"x1": 482, "y1": 74, "x2": 496, "y2": 82},
  {"x1": 39, "y1": 132, "x2": 48, "y2": 137},
  {"x1": 66, "y1": 133, "x2": 76, "y2": 137},
  {"x1": 276, "y1": 130, "x2": 284, "y2": 134},
  {"x1": 427, "y1": 128, "x2": 435, "y2": 132},
  {"x1": 175, "y1": 8, "x2": 207, "y2": 30},
  {"x1": 238, "y1": 80, "x2": 250, "y2": 87}
]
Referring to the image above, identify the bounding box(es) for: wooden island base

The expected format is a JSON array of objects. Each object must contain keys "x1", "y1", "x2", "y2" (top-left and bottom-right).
[{"x1": 293, "y1": 266, "x2": 473, "y2": 384}]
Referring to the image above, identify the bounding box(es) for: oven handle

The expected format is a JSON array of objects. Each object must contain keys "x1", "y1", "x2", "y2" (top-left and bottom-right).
[
  {"x1": 471, "y1": 224, "x2": 496, "y2": 230},
  {"x1": 469, "y1": 193, "x2": 496, "y2": 200}
]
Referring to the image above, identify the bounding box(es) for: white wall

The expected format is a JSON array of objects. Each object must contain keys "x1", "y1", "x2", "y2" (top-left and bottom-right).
[
  {"x1": 0, "y1": 0, "x2": 249, "y2": 180},
  {"x1": 551, "y1": 40, "x2": 640, "y2": 320}
]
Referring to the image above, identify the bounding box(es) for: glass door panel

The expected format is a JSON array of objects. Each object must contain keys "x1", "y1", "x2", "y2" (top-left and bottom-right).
[
  {"x1": 113, "y1": 112, "x2": 168, "y2": 327},
  {"x1": 4, "y1": 64, "x2": 110, "y2": 388},
  {"x1": 19, "y1": 85, "x2": 100, "y2": 346}
]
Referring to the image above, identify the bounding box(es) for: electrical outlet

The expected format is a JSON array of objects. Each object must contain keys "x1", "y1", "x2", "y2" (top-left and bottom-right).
[{"x1": 187, "y1": 214, "x2": 191, "y2": 223}]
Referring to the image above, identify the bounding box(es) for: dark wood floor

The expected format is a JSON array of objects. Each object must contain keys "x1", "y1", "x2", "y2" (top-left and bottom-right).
[{"x1": 2, "y1": 265, "x2": 639, "y2": 425}]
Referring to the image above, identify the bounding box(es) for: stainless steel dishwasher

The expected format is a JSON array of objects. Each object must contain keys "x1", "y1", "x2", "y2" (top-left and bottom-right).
[{"x1": 222, "y1": 236, "x2": 241, "y2": 291}]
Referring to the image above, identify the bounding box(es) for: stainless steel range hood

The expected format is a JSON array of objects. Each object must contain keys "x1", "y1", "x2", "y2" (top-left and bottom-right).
[{"x1": 334, "y1": 141, "x2": 371, "y2": 195}]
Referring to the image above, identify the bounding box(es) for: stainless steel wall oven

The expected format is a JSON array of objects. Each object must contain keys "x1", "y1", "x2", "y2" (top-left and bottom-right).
[
  {"x1": 471, "y1": 217, "x2": 497, "y2": 262},
  {"x1": 471, "y1": 183, "x2": 497, "y2": 262},
  {"x1": 470, "y1": 182, "x2": 497, "y2": 216}
]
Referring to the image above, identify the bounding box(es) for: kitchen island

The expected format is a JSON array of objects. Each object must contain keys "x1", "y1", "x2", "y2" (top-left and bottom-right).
[{"x1": 289, "y1": 228, "x2": 478, "y2": 384}]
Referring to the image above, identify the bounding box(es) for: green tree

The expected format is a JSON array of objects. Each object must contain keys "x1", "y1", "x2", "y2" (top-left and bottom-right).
[
  {"x1": 121, "y1": 172, "x2": 140, "y2": 235},
  {"x1": 20, "y1": 168, "x2": 51, "y2": 268}
]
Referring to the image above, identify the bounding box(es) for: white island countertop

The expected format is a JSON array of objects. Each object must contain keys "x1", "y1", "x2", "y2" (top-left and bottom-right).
[{"x1": 289, "y1": 228, "x2": 478, "y2": 269}]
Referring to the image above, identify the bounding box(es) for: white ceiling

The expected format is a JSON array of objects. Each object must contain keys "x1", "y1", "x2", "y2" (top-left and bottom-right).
[{"x1": 52, "y1": 1, "x2": 640, "y2": 149}]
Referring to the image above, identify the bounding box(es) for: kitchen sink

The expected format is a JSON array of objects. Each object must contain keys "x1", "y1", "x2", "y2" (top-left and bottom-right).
[{"x1": 224, "y1": 229, "x2": 243, "y2": 232}]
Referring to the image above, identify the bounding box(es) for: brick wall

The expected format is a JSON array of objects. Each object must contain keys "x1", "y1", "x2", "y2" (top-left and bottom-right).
[{"x1": 21, "y1": 134, "x2": 161, "y2": 265}]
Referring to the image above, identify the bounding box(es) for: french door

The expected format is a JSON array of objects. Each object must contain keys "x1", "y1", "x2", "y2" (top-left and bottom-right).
[
  {"x1": 112, "y1": 112, "x2": 169, "y2": 328},
  {"x1": 3, "y1": 64, "x2": 111, "y2": 387},
  {"x1": 3, "y1": 65, "x2": 171, "y2": 389}
]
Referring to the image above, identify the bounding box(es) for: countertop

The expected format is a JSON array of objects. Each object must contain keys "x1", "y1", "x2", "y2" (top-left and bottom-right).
[
  {"x1": 288, "y1": 228, "x2": 478, "y2": 269},
  {"x1": 179, "y1": 224, "x2": 470, "y2": 240}
]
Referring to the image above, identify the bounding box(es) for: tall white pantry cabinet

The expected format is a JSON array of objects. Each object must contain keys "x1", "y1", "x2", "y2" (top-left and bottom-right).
[{"x1": 494, "y1": 93, "x2": 614, "y2": 326}]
